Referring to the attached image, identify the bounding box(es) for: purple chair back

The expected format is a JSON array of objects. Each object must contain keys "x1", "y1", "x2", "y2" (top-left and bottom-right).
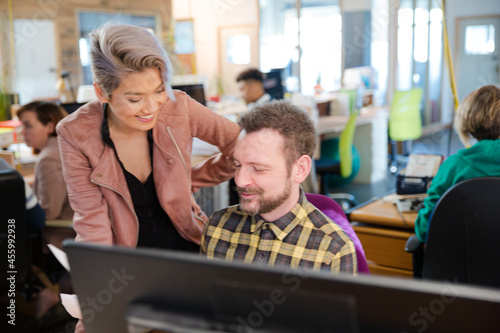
[{"x1": 306, "y1": 193, "x2": 370, "y2": 274}]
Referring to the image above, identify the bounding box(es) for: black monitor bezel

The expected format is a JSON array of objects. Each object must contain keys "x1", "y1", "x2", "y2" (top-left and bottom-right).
[{"x1": 64, "y1": 241, "x2": 500, "y2": 333}]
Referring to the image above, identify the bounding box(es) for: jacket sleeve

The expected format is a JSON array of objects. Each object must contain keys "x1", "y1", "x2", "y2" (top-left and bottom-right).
[
  {"x1": 414, "y1": 155, "x2": 462, "y2": 242},
  {"x1": 187, "y1": 98, "x2": 241, "y2": 192},
  {"x1": 35, "y1": 156, "x2": 67, "y2": 220},
  {"x1": 57, "y1": 127, "x2": 114, "y2": 245}
]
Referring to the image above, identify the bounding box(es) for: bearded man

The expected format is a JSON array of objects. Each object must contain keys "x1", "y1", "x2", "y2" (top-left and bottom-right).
[{"x1": 201, "y1": 100, "x2": 357, "y2": 274}]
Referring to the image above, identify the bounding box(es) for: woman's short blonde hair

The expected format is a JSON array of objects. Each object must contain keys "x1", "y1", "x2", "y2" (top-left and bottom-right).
[
  {"x1": 89, "y1": 23, "x2": 174, "y2": 100},
  {"x1": 454, "y1": 85, "x2": 500, "y2": 146}
]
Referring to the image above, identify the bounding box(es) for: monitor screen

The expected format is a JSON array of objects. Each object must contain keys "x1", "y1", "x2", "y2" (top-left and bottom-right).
[
  {"x1": 172, "y1": 84, "x2": 207, "y2": 106},
  {"x1": 263, "y1": 69, "x2": 285, "y2": 100},
  {"x1": 64, "y1": 241, "x2": 500, "y2": 333},
  {"x1": 59, "y1": 102, "x2": 86, "y2": 114}
]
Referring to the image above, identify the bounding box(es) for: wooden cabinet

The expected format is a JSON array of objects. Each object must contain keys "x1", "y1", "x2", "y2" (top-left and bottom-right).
[{"x1": 349, "y1": 196, "x2": 418, "y2": 278}]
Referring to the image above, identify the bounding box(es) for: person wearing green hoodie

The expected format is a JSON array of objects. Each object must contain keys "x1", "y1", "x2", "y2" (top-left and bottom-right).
[{"x1": 415, "y1": 85, "x2": 500, "y2": 242}]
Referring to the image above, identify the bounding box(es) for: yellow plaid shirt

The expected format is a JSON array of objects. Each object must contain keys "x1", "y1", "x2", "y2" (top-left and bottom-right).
[{"x1": 201, "y1": 190, "x2": 357, "y2": 274}]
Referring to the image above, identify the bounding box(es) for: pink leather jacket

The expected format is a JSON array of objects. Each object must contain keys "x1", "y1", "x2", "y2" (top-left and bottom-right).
[{"x1": 56, "y1": 91, "x2": 240, "y2": 247}]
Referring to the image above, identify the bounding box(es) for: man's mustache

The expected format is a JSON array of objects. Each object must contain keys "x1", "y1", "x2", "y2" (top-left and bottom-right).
[{"x1": 236, "y1": 186, "x2": 263, "y2": 195}]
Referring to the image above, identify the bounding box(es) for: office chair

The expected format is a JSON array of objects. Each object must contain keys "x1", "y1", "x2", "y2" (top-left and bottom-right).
[
  {"x1": 315, "y1": 112, "x2": 360, "y2": 210},
  {"x1": 405, "y1": 177, "x2": 500, "y2": 288},
  {"x1": 1, "y1": 168, "x2": 32, "y2": 293},
  {"x1": 339, "y1": 89, "x2": 358, "y2": 113},
  {"x1": 306, "y1": 193, "x2": 369, "y2": 273},
  {"x1": 0, "y1": 168, "x2": 73, "y2": 328},
  {"x1": 388, "y1": 88, "x2": 423, "y2": 173}
]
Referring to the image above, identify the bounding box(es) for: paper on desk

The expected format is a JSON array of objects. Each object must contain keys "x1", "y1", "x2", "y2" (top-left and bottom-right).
[
  {"x1": 383, "y1": 193, "x2": 427, "y2": 204},
  {"x1": 47, "y1": 244, "x2": 70, "y2": 272},
  {"x1": 405, "y1": 154, "x2": 442, "y2": 178},
  {"x1": 61, "y1": 293, "x2": 82, "y2": 319}
]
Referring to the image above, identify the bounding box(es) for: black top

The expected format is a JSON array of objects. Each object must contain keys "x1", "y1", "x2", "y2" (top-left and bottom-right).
[{"x1": 101, "y1": 105, "x2": 199, "y2": 252}]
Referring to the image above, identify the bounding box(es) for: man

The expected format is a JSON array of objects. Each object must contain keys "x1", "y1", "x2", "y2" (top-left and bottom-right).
[
  {"x1": 236, "y1": 68, "x2": 271, "y2": 109},
  {"x1": 201, "y1": 100, "x2": 357, "y2": 274}
]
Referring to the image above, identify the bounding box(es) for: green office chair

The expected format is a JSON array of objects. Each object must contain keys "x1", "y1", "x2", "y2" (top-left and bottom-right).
[
  {"x1": 315, "y1": 112, "x2": 360, "y2": 211},
  {"x1": 388, "y1": 88, "x2": 423, "y2": 173},
  {"x1": 339, "y1": 89, "x2": 358, "y2": 114}
]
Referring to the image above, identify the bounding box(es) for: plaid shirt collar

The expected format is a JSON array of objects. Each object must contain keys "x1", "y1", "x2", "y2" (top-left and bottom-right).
[{"x1": 249, "y1": 188, "x2": 307, "y2": 240}]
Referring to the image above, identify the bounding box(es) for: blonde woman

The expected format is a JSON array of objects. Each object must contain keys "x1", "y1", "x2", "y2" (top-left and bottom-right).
[
  {"x1": 57, "y1": 23, "x2": 240, "y2": 252},
  {"x1": 415, "y1": 85, "x2": 500, "y2": 242}
]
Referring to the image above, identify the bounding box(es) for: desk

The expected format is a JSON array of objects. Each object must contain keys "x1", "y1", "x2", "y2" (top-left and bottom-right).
[
  {"x1": 349, "y1": 196, "x2": 417, "y2": 278},
  {"x1": 0, "y1": 120, "x2": 23, "y2": 148},
  {"x1": 0, "y1": 128, "x2": 16, "y2": 148},
  {"x1": 316, "y1": 106, "x2": 385, "y2": 135}
]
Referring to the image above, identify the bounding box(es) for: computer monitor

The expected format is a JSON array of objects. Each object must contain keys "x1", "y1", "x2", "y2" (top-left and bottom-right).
[
  {"x1": 263, "y1": 69, "x2": 285, "y2": 100},
  {"x1": 64, "y1": 241, "x2": 500, "y2": 333},
  {"x1": 59, "y1": 102, "x2": 86, "y2": 114},
  {"x1": 172, "y1": 84, "x2": 207, "y2": 106}
]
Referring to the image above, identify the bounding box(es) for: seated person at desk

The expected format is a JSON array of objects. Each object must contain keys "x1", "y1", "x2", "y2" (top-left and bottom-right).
[
  {"x1": 18, "y1": 102, "x2": 74, "y2": 221},
  {"x1": 202, "y1": 100, "x2": 357, "y2": 274},
  {"x1": 415, "y1": 85, "x2": 500, "y2": 242},
  {"x1": 236, "y1": 68, "x2": 271, "y2": 109},
  {"x1": 56, "y1": 23, "x2": 240, "y2": 250}
]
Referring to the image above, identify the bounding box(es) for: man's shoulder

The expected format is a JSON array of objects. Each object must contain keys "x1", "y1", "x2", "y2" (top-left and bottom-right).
[
  {"x1": 210, "y1": 204, "x2": 240, "y2": 219},
  {"x1": 300, "y1": 201, "x2": 352, "y2": 244},
  {"x1": 300, "y1": 200, "x2": 336, "y2": 229},
  {"x1": 207, "y1": 205, "x2": 249, "y2": 229}
]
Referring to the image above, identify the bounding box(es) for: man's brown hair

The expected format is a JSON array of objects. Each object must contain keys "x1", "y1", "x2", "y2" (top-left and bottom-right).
[
  {"x1": 238, "y1": 100, "x2": 316, "y2": 168},
  {"x1": 454, "y1": 85, "x2": 500, "y2": 146},
  {"x1": 236, "y1": 68, "x2": 265, "y2": 83}
]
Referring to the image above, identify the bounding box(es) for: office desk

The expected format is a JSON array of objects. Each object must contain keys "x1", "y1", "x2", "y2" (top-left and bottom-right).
[
  {"x1": 0, "y1": 128, "x2": 16, "y2": 148},
  {"x1": 316, "y1": 106, "x2": 386, "y2": 135},
  {"x1": 349, "y1": 196, "x2": 417, "y2": 278},
  {"x1": 350, "y1": 196, "x2": 417, "y2": 229},
  {"x1": 0, "y1": 120, "x2": 23, "y2": 148}
]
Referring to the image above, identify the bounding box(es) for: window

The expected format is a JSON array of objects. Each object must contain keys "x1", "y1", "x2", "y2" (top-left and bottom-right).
[
  {"x1": 465, "y1": 25, "x2": 495, "y2": 55},
  {"x1": 226, "y1": 34, "x2": 251, "y2": 64},
  {"x1": 78, "y1": 12, "x2": 157, "y2": 85},
  {"x1": 397, "y1": 0, "x2": 443, "y2": 125},
  {"x1": 259, "y1": 0, "x2": 341, "y2": 94}
]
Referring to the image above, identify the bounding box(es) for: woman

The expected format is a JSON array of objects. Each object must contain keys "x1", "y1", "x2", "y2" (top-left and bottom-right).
[
  {"x1": 18, "y1": 102, "x2": 74, "y2": 220},
  {"x1": 56, "y1": 23, "x2": 240, "y2": 251},
  {"x1": 415, "y1": 85, "x2": 500, "y2": 242}
]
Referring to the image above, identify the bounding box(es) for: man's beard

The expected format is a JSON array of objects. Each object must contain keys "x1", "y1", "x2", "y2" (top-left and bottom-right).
[{"x1": 236, "y1": 180, "x2": 292, "y2": 216}]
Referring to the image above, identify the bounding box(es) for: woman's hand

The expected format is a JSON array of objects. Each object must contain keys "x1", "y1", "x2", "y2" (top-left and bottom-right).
[{"x1": 191, "y1": 194, "x2": 208, "y2": 223}]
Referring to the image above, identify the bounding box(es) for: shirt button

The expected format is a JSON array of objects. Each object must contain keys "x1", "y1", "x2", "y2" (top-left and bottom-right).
[
  {"x1": 168, "y1": 158, "x2": 174, "y2": 164},
  {"x1": 96, "y1": 173, "x2": 102, "y2": 178}
]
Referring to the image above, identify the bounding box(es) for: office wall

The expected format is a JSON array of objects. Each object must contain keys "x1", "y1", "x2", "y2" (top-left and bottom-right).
[
  {"x1": 342, "y1": 0, "x2": 372, "y2": 69},
  {"x1": 441, "y1": 0, "x2": 500, "y2": 123},
  {"x1": 172, "y1": 0, "x2": 259, "y2": 97},
  {"x1": 0, "y1": 0, "x2": 172, "y2": 89}
]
